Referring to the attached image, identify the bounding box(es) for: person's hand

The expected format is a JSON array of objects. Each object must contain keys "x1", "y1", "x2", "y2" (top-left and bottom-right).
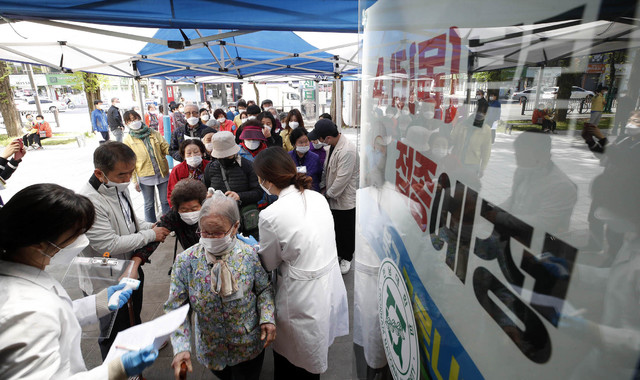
[
  {"x1": 135, "y1": 183, "x2": 141, "y2": 192},
  {"x1": 237, "y1": 234, "x2": 258, "y2": 247},
  {"x1": 121, "y1": 345, "x2": 159, "y2": 376},
  {"x1": 225, "y1": 191, "x2": 240, "y2": 201},
  {"x1": 262, "y1": 126, "x2": 272, "y2": 139},
  {"x1": 260, "y1": 323, "x2": 276, "y2": 348},
  {"x1": 106, "y1": 283, "x2": 133, "y2": 311},
  {"x1": 172, "y1": 351, "x2": 193, "y2": 380},
  {"x1": 92, "y1": 130, "x2": 96, "y2": 134},
  {"x1": 153, "y1": 226, "x2": 170, "y2": 242},
  {"x1": 2, "y1": 140, "x2": 20, "y2": 159}
]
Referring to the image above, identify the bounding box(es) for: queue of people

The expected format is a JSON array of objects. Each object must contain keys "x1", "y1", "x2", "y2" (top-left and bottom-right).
[{"x1": 0, "y1": 98, "x2": 359, "y2": 379}]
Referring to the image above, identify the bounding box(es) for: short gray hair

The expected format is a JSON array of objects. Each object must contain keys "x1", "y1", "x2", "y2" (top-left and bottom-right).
[{"x1": 199, "y1": 190, "x2": 240, "y2": 225}]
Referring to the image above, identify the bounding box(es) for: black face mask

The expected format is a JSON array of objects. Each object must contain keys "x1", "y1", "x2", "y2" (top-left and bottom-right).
[{"x1": 219, "y1": 157, "x2": 236, "y2": 168}]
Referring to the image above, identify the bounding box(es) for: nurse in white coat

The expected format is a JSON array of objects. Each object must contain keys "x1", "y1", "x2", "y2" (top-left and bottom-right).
[
  {"x1": 253, "y1": 147, "x2": 349, "y2": 378},
  {"x1": 0, "y1": 184, "x2": 158, "y2": 380}
]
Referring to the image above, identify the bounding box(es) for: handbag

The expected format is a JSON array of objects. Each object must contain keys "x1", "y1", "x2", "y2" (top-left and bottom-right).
[{"x1": 219, "y1": 165, "x2": 260, "y2": 231}]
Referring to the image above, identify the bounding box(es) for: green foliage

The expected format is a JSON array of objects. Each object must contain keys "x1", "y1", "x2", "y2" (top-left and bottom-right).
[{"x1": 71, "y1": 72, "x2": 106, "y2": 92}]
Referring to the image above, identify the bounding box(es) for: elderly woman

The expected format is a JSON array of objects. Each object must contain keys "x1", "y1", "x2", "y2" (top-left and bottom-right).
[
  {"x1": 238, "y1": 119, "x2": 268, "y2": 161},
  {"x1": 254, "y1": 147, "x2": 349, "y2": 379},
  {"x1": 203, "y1": 131, "x2": 263, "y2": 238},
  {"x1": 141, "y1": 178, "x2": 208, "y2": 264},
  {"x1": 166, "y1": 191, "x2": 275, "y2": 380}
]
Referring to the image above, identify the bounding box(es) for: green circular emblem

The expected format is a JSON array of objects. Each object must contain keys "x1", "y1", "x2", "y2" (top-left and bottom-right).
[{"x1": 378, "y1": 258, "x2": 420, "y2": 380}]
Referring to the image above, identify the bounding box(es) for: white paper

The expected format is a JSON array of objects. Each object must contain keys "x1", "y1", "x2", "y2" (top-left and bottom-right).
[{"x1": 104, "y1": 304, "x2": 190, "y2": 362}]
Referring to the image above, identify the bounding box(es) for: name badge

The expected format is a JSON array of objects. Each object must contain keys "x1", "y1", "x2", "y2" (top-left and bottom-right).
[{"x1": 297, "y1": 166, "x2": 307, "y2": 174}]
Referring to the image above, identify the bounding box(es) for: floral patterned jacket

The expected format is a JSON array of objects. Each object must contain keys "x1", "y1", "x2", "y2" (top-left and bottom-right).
[{"x1": 164, "y1": 240, "x2": 275, "y2": 370}]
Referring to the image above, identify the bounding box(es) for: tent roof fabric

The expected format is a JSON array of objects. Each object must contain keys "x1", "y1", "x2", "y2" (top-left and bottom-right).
[
  {"x1": 0, "y1": 0, "x2": 370, "y2": 33},
  {"x1": 136, "y1": 29, "x2": 342, "y2": 79}
]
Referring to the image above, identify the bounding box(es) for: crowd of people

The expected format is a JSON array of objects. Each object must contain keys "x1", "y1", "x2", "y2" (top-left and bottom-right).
[{"x1": 0, "y1": 99, "x2": 359, "y2": 380}]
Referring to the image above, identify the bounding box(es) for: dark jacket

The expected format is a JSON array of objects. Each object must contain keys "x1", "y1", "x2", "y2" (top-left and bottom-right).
[
  {"x1": 157, "y1": 209, "x2": 199, "y2": 251},
  {"x1": 202, "y1": 157, "x2": 263, "y2": 207},
  {"x1": 169, "y1": 122, "x2": 208, "y2": 161},
  {"x1": 474, "y1": 97, "x2": 489, "y2": 127},
  {"x1": 107, "y1": 105, "x2": 124, "y2": 131},
  {"x1": 0, "y1": 156, "x2": 21, "y2": 206},
  {"x1": 288, "y1": 150, "x2": 322, "y2": 191}
]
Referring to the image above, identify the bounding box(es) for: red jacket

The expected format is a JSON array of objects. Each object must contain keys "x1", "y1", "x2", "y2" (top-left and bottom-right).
[
  {"x1": 219, "y1": 120, "x2": 237, "y2": 135},
  {"x1": 36, "y1": 121, "x2": 52, "y2": 138},
  {"x1": 167, "y1": 159, "x2": 210, "y2": 207}
]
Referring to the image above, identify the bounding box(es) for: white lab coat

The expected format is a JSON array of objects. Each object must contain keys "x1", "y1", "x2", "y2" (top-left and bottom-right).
[
  {"x1": 0, "y1": 260, "x2": 125, "y2": 380},
  {"x1": 258, "y1": 185, "x2": 349, "y2": 374}
]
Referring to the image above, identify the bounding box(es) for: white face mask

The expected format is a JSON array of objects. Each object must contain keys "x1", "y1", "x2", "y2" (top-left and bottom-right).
[
  {"x1": 103, "y1": 173, "x2": 130, "y2": 192},
  {"x1": 201, "y1": 114, "x2": 210, "y2": 122},
  {"x1": 179, "y1": 210, "x2": 200, "y2": 225},
  {"x1": 200, "y1": 234, "x2": 235, "y2": 254},
  {"x1": 312, "y1": 142, "x2": 325, "y2": 149},
  {"x1": 296, "y1": 145, "x2": 310, "y2": 154},
  {"x1": 40, "y1": 235, "x2": 89, "y2": 266},
  {"x1": 259, "y1": 179, "x2": 272, "y2": 195},
  {"x1": 217, "y1": 117, "x2": 225, "y2": 123},
  {"x1": 247, "y1": 115, "x2": 256, "y2": 120},
  {"x1": 476, "y1": 95, "x2": 483, "y2": 100},
  {"x1": 626, "y1": 123, "x2": 640, "y2": 135},
  {"x1": 186, "y1": 155, "x2": 203, "y2": 168},
  {"x1": 187, "y1": 117, "x2": 199, "y2": 126},
  {"x1": 205, "y1": 142, "x2": 214, "y2": 152},
  {"x1": 128, "y1": 120, "x2": 142, "y2": 130},
  {"x1": 179, "y1": 107, "x2": 185, "y2": 112},
  {"x1": 289, "y1": 121, "x2": 299, "y2": 129},
  {"x1": 244, "y1": 140, "x2": 261, "y2": 150}
]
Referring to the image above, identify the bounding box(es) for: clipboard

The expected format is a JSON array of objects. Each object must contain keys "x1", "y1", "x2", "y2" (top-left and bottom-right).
[{"x1": 59, "y1": 253, "x2": 135, "y2": 339}]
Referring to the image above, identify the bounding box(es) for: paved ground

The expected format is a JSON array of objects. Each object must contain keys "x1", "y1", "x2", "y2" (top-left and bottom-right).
[{"x1": 2, "y1": 105, "x2": 611, "y2": 379}]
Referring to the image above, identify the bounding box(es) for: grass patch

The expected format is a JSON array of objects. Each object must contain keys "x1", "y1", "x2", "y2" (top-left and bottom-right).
[{"x1": 500, "y1": 117, "x2": 612, "y2": 133}]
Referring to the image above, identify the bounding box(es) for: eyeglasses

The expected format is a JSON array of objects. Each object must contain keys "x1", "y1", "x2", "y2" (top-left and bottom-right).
[{"x1": 196, "y1": 224, "x2": 234, "y2": 239}]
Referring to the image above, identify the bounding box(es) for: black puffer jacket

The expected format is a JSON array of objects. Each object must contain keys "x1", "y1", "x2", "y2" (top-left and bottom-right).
[{"x1": 202, "y1": 157, "x2": 263, "y2": 207}]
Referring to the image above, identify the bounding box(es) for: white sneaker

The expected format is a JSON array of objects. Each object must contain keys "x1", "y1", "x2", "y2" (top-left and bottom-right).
[{"x1": 339, "y1": 259, "x2": 351, "y2": 275}]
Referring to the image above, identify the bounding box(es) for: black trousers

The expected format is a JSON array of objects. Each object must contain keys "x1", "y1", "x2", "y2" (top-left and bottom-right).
[
  {"x1": 273, "y1": 351, "x2": 320, "y2": 380},
  {"x1": 211, "y1": 350, "x2": 264, "y2": 380},
  {"x1": 22, "y1": 133, "x2": 45, "y2": 146},
  {"x1": 98, "y1": 266, "x2": 144, "y2": 359},
  {"x1": 331, "y1": 208, "x2": 356, "y2": 262},
  {"x1": 100, "y1": 131, "x2": 110, "y2": 141}
]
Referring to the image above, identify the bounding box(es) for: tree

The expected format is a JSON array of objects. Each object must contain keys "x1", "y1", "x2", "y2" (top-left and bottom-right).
[
  {"x1": 72, "y1": 72, "x2": 105, "y2": 132},
  {"x1": 252, "y1": 82, "x2": 260, "y2": 105},
  {"x1": 549, "y1": 57, "x2": 586, "y2": 122},
  {"x1": 0, "y1": 61, "x2": 22, "y2": 137}
]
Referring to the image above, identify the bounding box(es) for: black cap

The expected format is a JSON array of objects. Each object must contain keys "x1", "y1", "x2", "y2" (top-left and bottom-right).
[
  {"x1": 308, "y1": 119, "x2": 338, "y2": 141},
  {"x1": 201, "y1": 127, "x2": 217, "y2": 136},
  {"x1": 247, "y1": 104, "x2": 261, "y2": 115},
  {"x1": 261, "y1": 99, "x2": 273, "y2": 106}
]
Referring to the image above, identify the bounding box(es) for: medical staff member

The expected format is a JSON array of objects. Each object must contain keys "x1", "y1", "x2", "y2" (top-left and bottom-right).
[
  {"x1": 0, "y1": 184, "x2": 158, "y2": 379},
  {"x1": 254, "y1": 147, "x2": 349, "y2": 379}
]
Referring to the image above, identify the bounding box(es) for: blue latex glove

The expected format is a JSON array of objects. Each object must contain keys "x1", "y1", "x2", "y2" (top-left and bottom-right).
[
  {"x1": 121, "y1": 345, "x2": 159, "y2": 376},
  {"x1": 237, "y1": 233, "x2": 258, "y2": 247},
  {"x1": 107, "y1": 283, "x2": 133, "y2": 311}
]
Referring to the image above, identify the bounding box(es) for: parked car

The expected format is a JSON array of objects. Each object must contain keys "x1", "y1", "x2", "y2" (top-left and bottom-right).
[
  {"x1": 542, "y1": 86, "x2": 595, "y2": 100},
  {"x1": 16, "y1": 98, "x2": 67, "y2": 113},
  {"x1": 511, "y1": 87, "x2": 553, "y2": 102}
]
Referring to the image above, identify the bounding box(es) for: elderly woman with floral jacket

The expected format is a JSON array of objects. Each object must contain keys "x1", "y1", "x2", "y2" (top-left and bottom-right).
[{"x1": 165, "y1": 191, "x2": 275, "y2": 380}]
